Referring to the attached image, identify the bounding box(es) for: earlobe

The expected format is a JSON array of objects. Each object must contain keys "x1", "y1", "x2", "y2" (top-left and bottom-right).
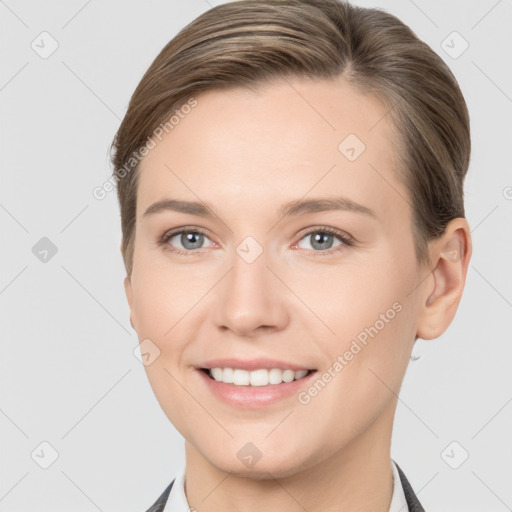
[{"x1": 416, "y1": 219, "x2": 472, "y2": 340}]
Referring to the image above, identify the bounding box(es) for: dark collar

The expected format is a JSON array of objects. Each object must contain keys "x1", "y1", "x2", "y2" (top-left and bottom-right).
[
  {"x1": 144, "y1": 479, "x2": 174, "y2": 512},
  {"x1": 394, "y1": 462, "x2": 426, "y2": 511},
  {"x1": 145, "y1": 462, "x2": 425, "y2": 512}
]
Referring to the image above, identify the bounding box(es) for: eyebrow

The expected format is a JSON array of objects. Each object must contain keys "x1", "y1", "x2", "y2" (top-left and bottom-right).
[{"x1": 142, "y1": 196, "x2": 377, "y2": 219}]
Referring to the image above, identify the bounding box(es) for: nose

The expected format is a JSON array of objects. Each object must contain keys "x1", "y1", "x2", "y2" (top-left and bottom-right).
[{"x1": 213, "y1": 248, "x2": 290, "y2": 338}]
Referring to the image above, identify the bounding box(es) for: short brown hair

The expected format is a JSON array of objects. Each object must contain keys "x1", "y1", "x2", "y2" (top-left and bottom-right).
[{"x1": 110, "y1": 0, "x2": 471, "y2": 277}]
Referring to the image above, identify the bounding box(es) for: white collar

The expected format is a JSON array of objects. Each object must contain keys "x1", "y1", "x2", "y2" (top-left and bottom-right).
[{"x1": 163, "y1": 459, "x2": 409, "y2": 511}]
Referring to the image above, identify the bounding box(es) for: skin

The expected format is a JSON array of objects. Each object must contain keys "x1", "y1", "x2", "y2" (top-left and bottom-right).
[{"x1": 123, "y1": 75, "x2": 472, "y2": 511}]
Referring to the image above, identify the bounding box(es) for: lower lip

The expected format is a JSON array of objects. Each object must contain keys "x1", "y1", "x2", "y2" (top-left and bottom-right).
[{"x1": 196, "y1": 369, "x2": 317, "y2": 409}]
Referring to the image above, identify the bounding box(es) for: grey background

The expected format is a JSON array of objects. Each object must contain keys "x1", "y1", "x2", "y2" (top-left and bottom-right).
[{"x1": 1, "y1": 0, "x2": 511, "y2": 510}]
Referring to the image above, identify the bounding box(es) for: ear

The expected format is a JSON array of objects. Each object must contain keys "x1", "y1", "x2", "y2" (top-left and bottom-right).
[
  {"x1": 124, "y1": 274, "x2": 136, "y2": 331},
  {"x1": 121, "y1": 238, "x2": 136, "y2": 331},
  {"x1": 416, "y1": 218, "x2": 472, "y2": 340}
]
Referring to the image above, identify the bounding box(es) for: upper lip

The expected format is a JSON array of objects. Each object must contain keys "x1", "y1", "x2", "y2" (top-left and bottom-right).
[{"x1": 197, "y1": 358, "x2": 316, "y2": 372}]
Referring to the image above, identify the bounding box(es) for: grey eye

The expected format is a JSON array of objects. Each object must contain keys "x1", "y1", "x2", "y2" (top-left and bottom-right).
[
  {"x1": 297, "y1": 231, "x2": 343, "y2": 251},
  {"x1": 168, "y1": 231, "x2": 212, "y2": 251}
]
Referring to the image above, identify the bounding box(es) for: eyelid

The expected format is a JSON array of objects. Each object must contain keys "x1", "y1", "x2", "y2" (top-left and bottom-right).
[
  {"x1": 296, "y1": 225, "x2": 355, "y2": 244},
  {"x1": 159, "y1": 225, "x2": 210, "y2": 241}
]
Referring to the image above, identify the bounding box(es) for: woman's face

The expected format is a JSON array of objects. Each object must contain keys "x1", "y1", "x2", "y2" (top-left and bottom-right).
[{"x1": 125, "y1": 76, "x2": 429, "y2": 477}]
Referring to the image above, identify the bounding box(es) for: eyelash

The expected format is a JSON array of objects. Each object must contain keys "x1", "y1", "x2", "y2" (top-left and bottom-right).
[{"x1": 157, "y1": 226, "x2": 354, "y2": 257}]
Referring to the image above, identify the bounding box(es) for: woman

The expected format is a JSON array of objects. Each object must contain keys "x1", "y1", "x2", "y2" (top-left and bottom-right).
[{"x1": 110, "y1": 1, "x2": 472, "y2": 510}]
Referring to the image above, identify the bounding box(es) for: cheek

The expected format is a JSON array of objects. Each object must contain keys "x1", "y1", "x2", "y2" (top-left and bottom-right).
[
  {"x1": 131, "y1": 255, "x2": 204, "y2": 334},
  {"x1": 303, "y1": 253, "x2": 414, "y2": 378},
  {"x1": 130, "y1": 263, "x2": 201, "y2": 429},
  {"x1": 132, "y1": 282, "x2": 172, "y2": 337},
  {"x1": 304, "y1": 304, "x2": 412, "y2": 444},
  {"x1": 289, "y1": 256, "x2": 401, "y2": 334},
  {"x1": 130, "y1": 257, "x2": 217, "y2": 386}
]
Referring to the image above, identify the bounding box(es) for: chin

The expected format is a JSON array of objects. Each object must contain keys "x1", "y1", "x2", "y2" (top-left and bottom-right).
[{"x1": 202, "y1": 442, "x2": 317, "y2": 480}]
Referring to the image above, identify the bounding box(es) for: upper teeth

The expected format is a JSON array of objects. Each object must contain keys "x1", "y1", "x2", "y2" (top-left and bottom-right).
[{"x1": 209, "y1": 368, "x2": 309, "y2": 386}]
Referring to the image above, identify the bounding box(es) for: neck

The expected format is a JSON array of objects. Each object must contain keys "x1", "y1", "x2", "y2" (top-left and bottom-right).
[{"x1": 183, "y1": 401, "x2": 397, "y2": 512}]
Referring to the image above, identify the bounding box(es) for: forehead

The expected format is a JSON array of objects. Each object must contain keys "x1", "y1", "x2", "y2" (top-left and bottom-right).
[{"x1": 137, "y1": 76, "x2": 406, "y2": 222}]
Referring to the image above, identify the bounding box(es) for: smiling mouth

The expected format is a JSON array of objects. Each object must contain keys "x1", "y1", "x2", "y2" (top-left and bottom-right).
[{"x1": 200, "y1": 367, "x2": 317, "y2": 386}]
